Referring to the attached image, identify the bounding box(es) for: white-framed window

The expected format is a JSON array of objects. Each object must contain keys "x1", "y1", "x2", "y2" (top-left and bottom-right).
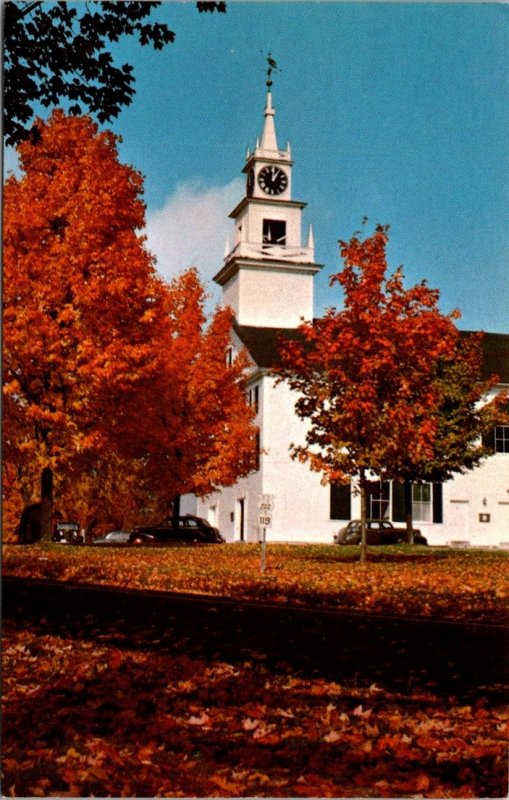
[
  {"x1": 392, "y1": 481, "x2": 442, "y2": 524},
  {"x1": 412, "y1": 483, "x2": 432, "y2": 522},
  {"x1": 369, "y1": 481, "x2": 390, "y2": 519},
  {"x1": 247, "y1": 385, "x2": 259, "y2": 413},
  {"x1": 254, "y1": 431, "x2": 260, "y2": 472},
  {"x1": 495, "y1": 426, "x2": 509, "y2": 453}
]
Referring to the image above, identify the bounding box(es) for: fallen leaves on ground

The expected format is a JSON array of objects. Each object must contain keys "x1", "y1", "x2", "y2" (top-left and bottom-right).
[
  {"x1": 3, "y1": 543, "x2": 508, "y2": 623},
  {"x1": 3, "y1": 619, "x2": 508, "y2": 798}
]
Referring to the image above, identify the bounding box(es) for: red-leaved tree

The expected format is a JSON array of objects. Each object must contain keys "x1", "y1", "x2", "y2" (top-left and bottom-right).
[
  {"x1": 3, "y1": 111, "x2": 256, "y2": 541},
  {"x1": 116, "y1": 268, "x2": 258, "y2": 530},
  {"x1": 278, "y1": 224, "x2": 501, "y2": 560},
  {"x1": 3, "y1": 110, "x2": 174, "y2": 538}
]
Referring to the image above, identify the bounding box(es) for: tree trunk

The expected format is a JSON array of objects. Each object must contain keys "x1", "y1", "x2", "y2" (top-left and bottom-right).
[
  {"x1": 359, "y1": 470, "x2": 368, "y2": 563},
  {"x1": 171, "y1": 493, "x2": 181, "y2": 533},
  {"x1": 40, "y1": 466, "x2": 53, "y2": 542},
  {"x1": 404, "y1": 479, "x2": 414, "y2": 543}
]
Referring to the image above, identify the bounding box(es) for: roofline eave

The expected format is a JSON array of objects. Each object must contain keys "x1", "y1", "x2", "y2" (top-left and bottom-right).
[{"x1": 214, "y1": 256, "x2": 323, "y2": 286}]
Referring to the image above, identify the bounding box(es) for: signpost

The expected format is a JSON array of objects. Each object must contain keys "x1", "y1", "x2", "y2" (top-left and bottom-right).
[{"x1": 258, "y1": 494, "x2": 274, "y2": 573}]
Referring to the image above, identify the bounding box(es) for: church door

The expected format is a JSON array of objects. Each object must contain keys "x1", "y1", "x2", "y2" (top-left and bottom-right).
[{"x1": 236, "y1": 498, "x2": 245, "y2": 542}]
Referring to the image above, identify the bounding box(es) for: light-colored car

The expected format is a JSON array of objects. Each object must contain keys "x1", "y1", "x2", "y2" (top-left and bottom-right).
[{"x1": 93, "y1": 531, "x2": 132, "y2": 545}]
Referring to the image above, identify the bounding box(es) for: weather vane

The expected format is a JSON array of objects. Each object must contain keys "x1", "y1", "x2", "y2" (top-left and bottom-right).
[{"x1": 266, "y1": 53, "x2": 278, "y2": 88}]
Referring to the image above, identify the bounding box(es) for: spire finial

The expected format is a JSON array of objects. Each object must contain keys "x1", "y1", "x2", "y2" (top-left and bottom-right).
[
  {"x1": 266, "y1": 53, "x2": 278, "y2": 89},
  {"x1": 259, "y1": 53, "x2": 280, "y2": 151}
]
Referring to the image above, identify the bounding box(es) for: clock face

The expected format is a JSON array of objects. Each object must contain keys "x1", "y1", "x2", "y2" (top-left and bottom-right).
[{"x1": 257, "y1": 165, "x2": 288, "y2": 196}]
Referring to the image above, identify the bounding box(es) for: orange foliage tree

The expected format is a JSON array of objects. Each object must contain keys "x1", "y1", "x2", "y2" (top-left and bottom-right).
[
  {"x1": 3, "y1": 110, "x2": 172, "y2": 538},
  {"x1": 4, "y1": 111, "x2": 256, "y2": 541},
  {"x1": 116, "y1": 268, "x2": 258, "y2": 529},
  {"x1": 278, "y1": 225, "x2": 500, "y2": 560}
]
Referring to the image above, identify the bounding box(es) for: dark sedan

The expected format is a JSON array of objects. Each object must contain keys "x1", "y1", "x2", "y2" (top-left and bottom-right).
[
  {"x1": 334, "y1": 519, "x2": 428, "y2": 546},
  {"x1": 129, "y1": 515, "x2": 224, "y2": 546}
]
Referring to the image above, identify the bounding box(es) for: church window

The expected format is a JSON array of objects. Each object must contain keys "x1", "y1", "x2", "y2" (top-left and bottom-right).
[
  {"x1": 495, "y1": 425, "x2": 509, "y2": 453},
  {"x1": 254, "y1": 431, "x2": 260, "y2": 471},
  {"x1": 412, "y1": 483, "x2": 432, "y2": 522},
  {"x1": 262, "y1": 219, "x2": 286, "y2": 246},
  {"x1": 368, "y1": 481, "x2": 390, "y2": 519},
  {"x1": 226, "y1": 346, "x2": 233, "y2": 367},
  {"x1": 392, "y1": 481, "x2": 443, "y2": 524},
  {"x1": 248, "y1": 385, "x2": 260, "y2": 413}
]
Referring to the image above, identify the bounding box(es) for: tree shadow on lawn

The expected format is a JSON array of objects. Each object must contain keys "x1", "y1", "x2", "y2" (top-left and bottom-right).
[
  {"x1": 4, "y1": 578, "x2": 508, "y2": 703},
  {"x1": 3, "y1": 617, "x2": 508, "y2": 799}
]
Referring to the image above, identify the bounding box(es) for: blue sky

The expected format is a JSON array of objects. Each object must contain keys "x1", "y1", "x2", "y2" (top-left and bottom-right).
[{"x1": 6, "y1": 2, "x2": 509, "y2": 332}]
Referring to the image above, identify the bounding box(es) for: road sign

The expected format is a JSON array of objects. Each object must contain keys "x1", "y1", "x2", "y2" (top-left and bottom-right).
[
  {"x1": 258, "y1": 495, "x2": 274, "y2": 574},
  {"x1": 258, "y1": 494, "x2": 274, "y2": 511}
]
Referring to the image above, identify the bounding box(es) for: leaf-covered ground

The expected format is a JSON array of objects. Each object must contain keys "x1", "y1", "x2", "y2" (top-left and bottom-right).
[
  {"x1": 3, "y1": 617, "x2": 508, "y2": 799},
  {"x1": 3, "y1": 542, "x2": 509, "y2": 623},
  {"x1": 3, "y1": 544, "x2": 509, "y2": 797}
]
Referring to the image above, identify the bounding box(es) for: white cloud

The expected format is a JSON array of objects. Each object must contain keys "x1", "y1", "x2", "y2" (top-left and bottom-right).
[{"x1": 145, "y1": 178, "x2": 244, "y2": 301}]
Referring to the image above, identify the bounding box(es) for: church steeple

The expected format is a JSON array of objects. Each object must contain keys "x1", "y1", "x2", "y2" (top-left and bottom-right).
[
  {"x1": 244, "y1": 88, "x2": 291, "y2": 201},
  {"x1": 214, "y1": 67, "x2": 322, "y2": 328},
  {"x1": 247, "y1": 55, "x2": 291, "y2": 177}
]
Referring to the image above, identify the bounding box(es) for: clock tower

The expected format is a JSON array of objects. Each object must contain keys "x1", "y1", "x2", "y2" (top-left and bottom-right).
[{"x1": 214, "y1": 86, "x2": 322, "y2": 328}]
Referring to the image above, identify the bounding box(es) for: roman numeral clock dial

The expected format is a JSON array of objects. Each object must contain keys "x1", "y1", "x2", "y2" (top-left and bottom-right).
[{"x1": 258, "y1": 165, "x2": 288, "y2": 195}]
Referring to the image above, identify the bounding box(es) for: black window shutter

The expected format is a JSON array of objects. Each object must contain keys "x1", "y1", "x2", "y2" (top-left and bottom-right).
[
  {"x1": 433, "y1": 482, "x2": 443, "y2": 524},
  {"x1": 482, "y1": 426, "x2": 495, "y2": 451},
  {"x1": 330, "y1": 483, "x2": 351, "y2": 520},
  {"x1": 392, "y1": 482, "x2": 406, "y2": 522}
]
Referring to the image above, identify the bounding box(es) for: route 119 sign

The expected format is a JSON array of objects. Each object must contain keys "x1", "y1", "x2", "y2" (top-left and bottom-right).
[
  {"x1": 258, "y1": 495, "x2": 274, "y2": 574},
  {"x1": 258, "y1": 494, "x2": 274, "y2": 528}
]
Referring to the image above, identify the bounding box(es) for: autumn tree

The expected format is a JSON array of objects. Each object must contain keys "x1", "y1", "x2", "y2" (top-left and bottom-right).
[
  {"x1": 3, "y1": 110, "x2": 256, "y2": 540},
  {"x1": 391, "y1": 331, "x2": 504, "y2": 541},
  {"x1": 3, "y1": 110, "x2": 171, "y2": 539},
  {"x1": 116, "y1": 268, "x2": 258, "y2": 530},
  {"x1": 278, "y1": 224, "x2": 500, "y2": 561}
]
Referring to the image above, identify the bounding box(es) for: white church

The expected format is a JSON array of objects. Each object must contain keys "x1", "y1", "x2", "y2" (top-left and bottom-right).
[{"x1": 185, "y1": 87, "x2": 509, "y2": 548}]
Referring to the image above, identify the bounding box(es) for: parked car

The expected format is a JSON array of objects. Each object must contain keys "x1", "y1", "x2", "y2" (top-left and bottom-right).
[
  {"x1": 334, "y1": 519, "x2": 427, "y2": 546},
  {"x1": 93, "y1": 531, "x2": 132, "y2": 545},
  {"x1": 52, "y1": 522, "x2": 84, "y2": 544},
  {"x1": 129, "y1": 515, "x2": 225, "y2": 546}
]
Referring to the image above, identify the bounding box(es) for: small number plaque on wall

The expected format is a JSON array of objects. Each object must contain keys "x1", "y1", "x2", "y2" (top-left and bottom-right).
[{"x1": 479, "y1": 513, "x2": 491, "y2": 523}]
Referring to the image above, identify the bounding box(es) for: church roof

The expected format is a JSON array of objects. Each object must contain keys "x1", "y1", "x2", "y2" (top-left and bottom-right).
[
  {"x1": 468, "y1": 331, "x2": 509, "y2": 383},
  {"x1": 234, "y1": 323, "x2": 305, "y2": 369},
  {"x1": 234, "y1": 323, "x2": 509, "y2": 383}
]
